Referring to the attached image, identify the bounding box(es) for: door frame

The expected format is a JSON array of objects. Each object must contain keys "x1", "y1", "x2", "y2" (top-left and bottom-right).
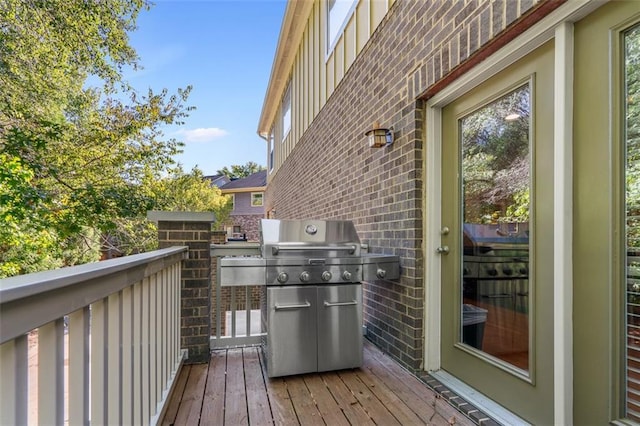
[{"x1": 422, "y1": 1, "x2": 602, "y2": 424}]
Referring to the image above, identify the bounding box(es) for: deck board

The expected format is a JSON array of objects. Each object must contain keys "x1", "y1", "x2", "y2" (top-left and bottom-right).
[
  {"x1": 200, "y1": 351, "x2": 226, "y2": 425},
  {"x1": 264, "y1": 375, "x2": 298, "y2": 426},
  {"x1": 301, "y1": 374, "x2": 350, "y2": 426},
  {"x1": 285, "y1": 375, "x2": 325, "y2": 426},
  {"x1": 337, "y1": 369, "x2": 402, "y2": 425},
  {"x1": 174, "y1": 363, "x2": 208, "y2": 426},
  {"x1": 161, "y1": 363, "x2": 190, "y2": 426},
  {"x1": 225, "y1": 349, "x2": 249, "y2": 425},
  {"x1": 162, "y1": 340, "x2": 474, "y2": 425},
  {"x1": 243, "y1": 347, "x2": 272, "y2": 426},
  {"x1": 321, "y1": 372, "x2": 374, "y2": 425}
]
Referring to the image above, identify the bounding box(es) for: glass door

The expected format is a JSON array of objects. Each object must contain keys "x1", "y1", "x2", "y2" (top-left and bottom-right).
[{"x1": 440, "y1": 41, "x2": 554, "y2": 425}]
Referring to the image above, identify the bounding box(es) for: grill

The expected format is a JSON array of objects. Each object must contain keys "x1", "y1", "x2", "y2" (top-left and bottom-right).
[
  {"x1": 219, "y1": 219, "x2": 400, "y2": 377},
  {"x1": 462, "y1": 223, "x2": 529, "y2": 282},
  {"x1": 462, "y1": 223, "x2": 530, "y2": 353}
]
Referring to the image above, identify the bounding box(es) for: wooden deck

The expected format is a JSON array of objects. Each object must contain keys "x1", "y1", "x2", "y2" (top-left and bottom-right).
[{"x1": 161, "y1": 341, "x2": 474, "y2": 425}]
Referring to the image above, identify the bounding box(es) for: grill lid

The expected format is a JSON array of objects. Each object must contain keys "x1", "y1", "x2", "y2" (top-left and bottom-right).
[{"x1": 260, "y1": 219, "x2": 362, "y2": 259}]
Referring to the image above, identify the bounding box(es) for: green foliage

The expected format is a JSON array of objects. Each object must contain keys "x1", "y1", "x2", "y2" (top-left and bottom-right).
[
  {"x1": 461, "y1": 86, "x2": 530, "y2": 224},
  {"x1": 217, "y1": 161, "x2": 266, "y2": 179},
  {"x1": 0, "y1": 0, "x2": 228, "y2": 276},
  {"x1": 100, "y1": 167, "x2": 232, "y2": 257},
  {"x1": 627, "y1": 26, "x2": 640, "y2": 251}
]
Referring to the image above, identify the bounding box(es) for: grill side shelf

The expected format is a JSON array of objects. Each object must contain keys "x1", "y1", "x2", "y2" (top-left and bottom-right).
[
  {"x1": 361, "y1": 254, "x2": 401, "y2": 281},
  {"x1": 219, "y1": 257, "x2": 266, "y2": 286}
]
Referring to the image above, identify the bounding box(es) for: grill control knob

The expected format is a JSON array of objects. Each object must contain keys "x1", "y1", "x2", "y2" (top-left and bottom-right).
[
  {"x1": 321, "y1": 271, "x2": 332, "y2": 282},
  {"x1": 487, "y1": 268, "x2": 498, "y2": 277},
  {"x1": 503, "y1": 267, "x2": 513, "y2": 276},
  {"x1": 299, "y1": 271, "x2": 310, "y2": 283},
  {"x1": 519, "y1": 266, "x2": 529, "y2": 275},
  {"x1": 277, "y1": 272, "x2": 289, "y2": 284},
  {"x1": 377, "y1": 268, "x2": 387, "y2": 279},
  {"x1": 342, "y1": 270, "x2": 352, "y2": 281}
]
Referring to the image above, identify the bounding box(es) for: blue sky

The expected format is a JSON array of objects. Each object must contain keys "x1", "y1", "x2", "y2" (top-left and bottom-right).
[{"x1": 126, "y1": 0, "x2": 287, "y2": 176}]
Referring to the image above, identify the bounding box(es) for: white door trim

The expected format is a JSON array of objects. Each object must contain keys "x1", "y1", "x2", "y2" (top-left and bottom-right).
[
  {"x1": 552, "y1": 22, "x2": 575, "y2": 426},
  {"x1": 423, "y1": 1, "x2": 601, "y2": 423}
]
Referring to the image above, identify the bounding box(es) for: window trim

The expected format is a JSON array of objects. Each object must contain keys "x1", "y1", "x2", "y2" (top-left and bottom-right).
[
  {"x1": 326, "y1": 0, "x2": 358, "y2": 58},
  {"x1": 282, "y1": 82, "x2": 291, "y2": 142},
  {"x1": 269, "y1": 129, "x2": 274, "y2": 173},
  {"x1": 228, "y1": 194, "x2": 235, "y2": 210},
  {"x1": 251, "y1": 192, "x2": 264, "y2": 207}
]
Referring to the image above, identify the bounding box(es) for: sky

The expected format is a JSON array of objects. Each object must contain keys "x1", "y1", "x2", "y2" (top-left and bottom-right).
[{"x1": 125, "y1": 0, "x2": 287, "y2": 176}]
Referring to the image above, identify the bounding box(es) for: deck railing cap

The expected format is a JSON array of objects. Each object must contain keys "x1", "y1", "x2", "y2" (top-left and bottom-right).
[
  {"x1": 0, "y1": 246, "x2": 187, "y2": 303},
  {"x1": 147, "y1": 210, "x2": 216, "y2": 223}
]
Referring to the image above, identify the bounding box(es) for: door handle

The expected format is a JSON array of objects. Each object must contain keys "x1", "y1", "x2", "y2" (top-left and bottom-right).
[
  {"x1": 324, "y1": 300, "x2": 358, "y2": 307},
  {"x1": 275, "y1": 301, "x2": 311, "y2": 310},
  {"x1": 436, "y1": 246, "x2": 450, "y2": 254}
]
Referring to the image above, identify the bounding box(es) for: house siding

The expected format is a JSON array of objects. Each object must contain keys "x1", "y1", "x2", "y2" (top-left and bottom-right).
[
  {"x1": 230, "y1": 192, "x2": 263, "y2": 216},
  {"x1": 266, "y1": 0, "x2": 398, "y2": 175},
  {"x1": 264, "y1": 0, "x2": 553, "y2": 372}
]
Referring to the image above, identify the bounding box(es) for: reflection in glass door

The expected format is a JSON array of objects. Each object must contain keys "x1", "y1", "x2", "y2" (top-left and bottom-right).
[
  {"x1": 625, "y1": 24, "x2": 640, "y2": 421},
  {"x1": 459, "y1": 85, "x2": 531, "y2": 371}
]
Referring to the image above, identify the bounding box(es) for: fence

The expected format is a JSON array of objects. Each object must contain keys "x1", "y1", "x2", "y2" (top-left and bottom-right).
[{"x1": 0, "y1": 246, "x2": 187, "y2": 425}]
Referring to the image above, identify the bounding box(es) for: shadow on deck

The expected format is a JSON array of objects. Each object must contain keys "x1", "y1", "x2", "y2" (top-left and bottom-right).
[{"x1": 161, "y1": 340, "x2": 475, "y2": 425}]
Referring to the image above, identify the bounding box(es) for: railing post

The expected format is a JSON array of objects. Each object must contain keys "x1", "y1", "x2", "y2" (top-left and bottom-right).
[
  {"x1": 210, "y1": 231, "x2": 227, "y2": 340},
  {"x1": 148, "y1": 211, "x2": 215, "y2": 364}
]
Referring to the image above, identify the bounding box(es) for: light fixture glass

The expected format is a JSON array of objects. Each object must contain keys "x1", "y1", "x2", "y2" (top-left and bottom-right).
[{"x1": 365, "y1": 121, "x2": 394, "y2": 148}]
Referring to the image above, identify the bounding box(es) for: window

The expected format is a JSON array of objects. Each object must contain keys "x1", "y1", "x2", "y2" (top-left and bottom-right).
[
  {"x1": 459, "y1": 83, "x2": 531, "y2": 371},
  {"x1": 624, "y1": 23, "x2": 640, "y2": 420},
  {"x1": 282, "y1": 83, "x2": 291, "y2": 141},
  {"x1": 269, "y1": 129, "x2": 274, "y2": 172},
  {"x1": 227, "y1": 194, "x2": 235, "y2": 209},
  {"x1": 251, "y1": 192, "x2": 264, "y2": 207},
  {"x1": 327, "y1": 0, "x2": 358, "y2": 55}
]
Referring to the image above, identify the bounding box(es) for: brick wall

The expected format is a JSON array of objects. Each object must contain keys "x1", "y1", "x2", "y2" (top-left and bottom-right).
[
  {"x1": 153, "y1": 212, "x2": 216, "y2": 364},
  {"x1": 228, "y1": 214, "x2": 262, "y2": 242},
  {"x1": 265, "y1": 0, "x2": 558, "y2": 371}
]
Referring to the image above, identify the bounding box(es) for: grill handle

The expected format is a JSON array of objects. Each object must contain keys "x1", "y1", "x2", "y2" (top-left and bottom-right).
[
  {"x1": 271, "y1": 245, "x2": 357, "y2": 255},
  {"x1": 274, "y1": 301, "x2": 311, "y2": 310},
  {"x1": 324, "y1": 300, "x2": 358, "y2": 307},
  {"x1": 481, "y1": 294, "x2": 513, "y2": 299}
]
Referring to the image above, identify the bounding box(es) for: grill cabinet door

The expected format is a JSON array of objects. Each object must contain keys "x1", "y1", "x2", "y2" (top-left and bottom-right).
[
  {"x1": 266, "y1": 286, "x2": 317, "y2": 377},
  {"x1": 317, "y1": 284, "x2": 363, "y2": 372}
]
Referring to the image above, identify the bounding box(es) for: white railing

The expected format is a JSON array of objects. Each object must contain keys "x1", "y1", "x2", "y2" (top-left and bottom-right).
[
  {"x1": 0, "y1": 246, "x2": 188, "y2": 425},
  {"x1": 210, "y1": 243, "x2": 264, "y2": 349}
]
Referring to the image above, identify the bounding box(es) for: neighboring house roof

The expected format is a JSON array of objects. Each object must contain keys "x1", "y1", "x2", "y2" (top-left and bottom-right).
[
  {"x1": 220, "y1": 170, "x2": 267, "y2": 193},
  {"x1": 204, "y1": 174, "x2": 231, "y2": 187}
]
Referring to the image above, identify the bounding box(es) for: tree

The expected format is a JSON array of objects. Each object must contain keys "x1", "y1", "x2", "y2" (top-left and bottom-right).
[
  {"x1": 627, "y1": 26, "x2": 640, "y2": 251},
  {"x1": 217, "y1": 161, "x2": 266, "y2": 179},
  {"x1": 103, "y1": 167, "x2": 232, "y2": 257},
  {"x1": 461, "y1": 85, "x2": 531, "y2": 224},
  {"x1": 0, "y1": 0, "x2": 196, "y2": 276}
]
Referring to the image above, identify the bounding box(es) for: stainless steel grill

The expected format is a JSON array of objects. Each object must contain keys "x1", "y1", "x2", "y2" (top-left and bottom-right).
[
  {"x1": 219, "y1": 219, "x2": 400, "y2": 377},
  {"x1": 462, "y1": 223, "x2": 530, "y2": 350}
]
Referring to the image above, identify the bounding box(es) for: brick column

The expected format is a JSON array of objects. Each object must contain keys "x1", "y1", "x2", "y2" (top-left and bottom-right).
[{"x1": 148, "y1": 211, "x2": 215, "y2": 364}]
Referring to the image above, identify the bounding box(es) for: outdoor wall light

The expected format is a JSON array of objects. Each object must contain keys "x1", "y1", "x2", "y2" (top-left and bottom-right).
[{"x1": 365, "y1": 121, "x2": 394, "y2": 148}]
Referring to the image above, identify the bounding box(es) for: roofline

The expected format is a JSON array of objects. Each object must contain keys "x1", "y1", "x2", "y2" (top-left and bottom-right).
[
  {"x1": 221, "y1": 187, "x2": 266, "y2": 194},
  {"x1": 257, "y1": 0, "x2": 314, "y2": 139}
]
